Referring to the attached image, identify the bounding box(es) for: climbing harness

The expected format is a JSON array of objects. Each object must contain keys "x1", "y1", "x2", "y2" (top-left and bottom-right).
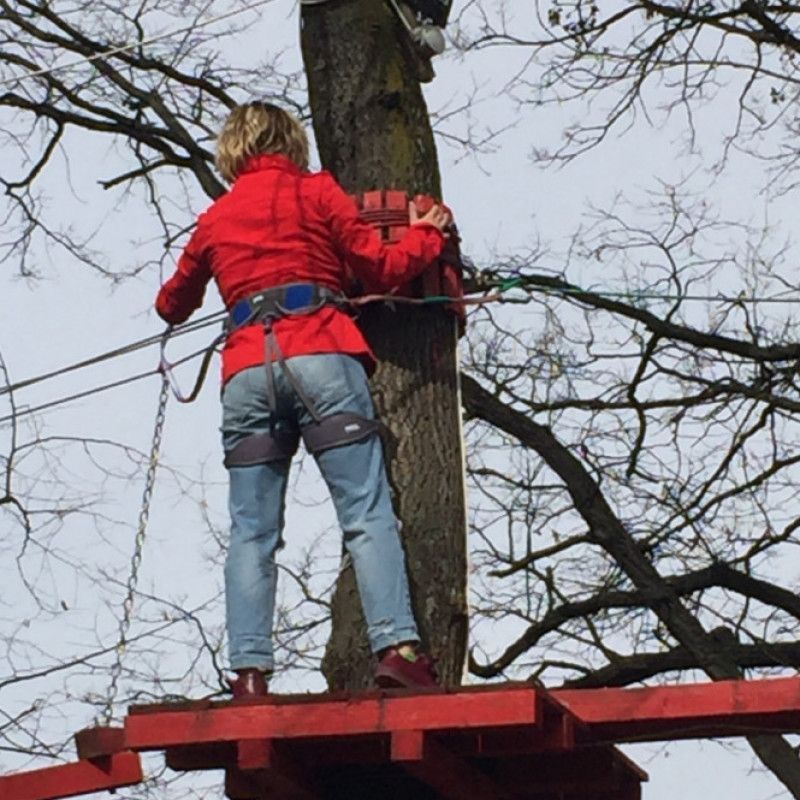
[
  {"x1": 226, "y1": 282, "x2": 344, "y2": 332},
  {"x1": 101, "y1": 368, "x2": 170, "y2": 724},
  {"x1": 222, "y1": 282, "x2": 386, "y2": 465},
  {"x1": 226, "y1": 282, "x2": 343, "y2": 423}
]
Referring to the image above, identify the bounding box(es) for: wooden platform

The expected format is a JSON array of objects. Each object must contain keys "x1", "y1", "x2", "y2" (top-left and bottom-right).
[{"x1": 4, "y1": 677, "x2": 800, "y2": 800}]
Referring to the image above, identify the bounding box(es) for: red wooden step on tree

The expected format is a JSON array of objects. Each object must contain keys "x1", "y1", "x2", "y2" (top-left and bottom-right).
[
  {"x1": 5, "y1": 676, "x2": 800, "y2": 800},
  {"x1": 351, "y1": 189, "x2": 466, "y2": 332}
]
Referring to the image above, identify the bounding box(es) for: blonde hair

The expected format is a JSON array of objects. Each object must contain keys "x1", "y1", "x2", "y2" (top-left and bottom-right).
[{"x1": 215, "y1": 102, "x2": 310, "y2": 183}]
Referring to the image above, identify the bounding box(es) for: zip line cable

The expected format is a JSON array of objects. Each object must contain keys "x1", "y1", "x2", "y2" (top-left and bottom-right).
[
  {"x1": 5, "y1": 276, "x2": 797, "y2": 403},
  {"x1": 0, "y1": 0, "x2": 277, "y2": 89},
  {"x1": 0, "y1": 344, "x2": 211, "y2": 426},
  {"x1": 3, "y1": 278, "x2": 800, "y2": 426},
  {"x1": 7, "y1": 279, "x2": 799, "y2": 399},
  {"x1": 482, "y1": 275, "x2": 800, "y2": 305},
  {"x1": 0, "y1": 310, "x2": 226, "y2": 398}
]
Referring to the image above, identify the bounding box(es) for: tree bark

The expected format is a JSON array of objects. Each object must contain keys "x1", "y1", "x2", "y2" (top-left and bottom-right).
[{"x1": 300, "y1": 0, "x2": 468, "y2": 689}]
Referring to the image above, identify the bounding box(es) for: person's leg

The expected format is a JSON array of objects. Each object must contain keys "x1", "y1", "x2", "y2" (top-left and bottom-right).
[
  {"x1": 286, "y1": 354, "x2": 420, "y2": 654},
  {"x1": 221, "y1": 367, "x2": 292, "y2": 678},
  {"x1": 225, "y1": 460, "x2": 289, "y2": 673}
]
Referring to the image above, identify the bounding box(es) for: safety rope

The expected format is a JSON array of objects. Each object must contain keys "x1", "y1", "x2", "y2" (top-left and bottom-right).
[
  {"x1": 1, "y1": 0, "x2": 277, "y2": 90},
  {"x1": 154, "y1": 284, "x2": 524, "y2": 405},
  {"x1": 159, "y1": 326, "x2": 226, "y2": 404},
  {"x1": 6, "y1": 275, "x2": 797, "y2": 425},
  {"x1": 0, "y1": 309, "x2": 226, "y2": 398},
  {"x1": 101, "y1": 369, "x2": 170, "y2": 724}
]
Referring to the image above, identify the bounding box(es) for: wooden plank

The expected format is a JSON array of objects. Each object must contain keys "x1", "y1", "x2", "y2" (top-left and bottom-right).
[
  {"x1": 553, "y1": 675, "x2": 800, "y2": 741},
  {"x1": 128, "y1": 680, "x2": 540, "y2": 715},
  {"x1": 0, "y1": 752, "x2": 143, "y2": 800},
  {"x1": 391, "y1": 730, "x2": 512, "y2": 800},
  {"x1": 447, "y1": 695, "x2": 580, "y2": 758},
  {"x1": 126, "y1": 687, "x2": 538, "y2": 749}
]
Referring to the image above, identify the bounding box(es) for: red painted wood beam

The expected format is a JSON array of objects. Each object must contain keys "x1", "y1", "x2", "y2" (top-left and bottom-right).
[
  {"x1": 0, "y1": 752, "x2": 143, "y2": 800},
  {"x1": 553, "y1": 675, "x2": 800, "y2": 741},
  {"x1": 125, "y1": 687, "x2": 539, "y2": 750}
]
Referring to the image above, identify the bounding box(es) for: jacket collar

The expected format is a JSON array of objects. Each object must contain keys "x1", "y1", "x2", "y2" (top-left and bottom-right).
[{"x1": 239, "y1": 153, "x2": 302, "y2": 177}]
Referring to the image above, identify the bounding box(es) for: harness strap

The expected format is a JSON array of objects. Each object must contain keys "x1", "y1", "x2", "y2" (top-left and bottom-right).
[
  {"x1": 263, "y1": 324, "x2": 279, "y2": 414},
  {"x1": 229, "y1": 282, "x2": 345, "y2": 423},
  {"x1": 263, "y1": 321, "x2": 324, "y2": 424},
  {"x1": 227, "y1": 282, "x2": 345, "y2": 332}
]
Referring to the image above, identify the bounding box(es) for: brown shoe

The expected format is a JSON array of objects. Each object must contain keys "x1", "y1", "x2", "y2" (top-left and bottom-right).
[{"x1": 229, "y1": 668, "x2": 269, "y2": 700}]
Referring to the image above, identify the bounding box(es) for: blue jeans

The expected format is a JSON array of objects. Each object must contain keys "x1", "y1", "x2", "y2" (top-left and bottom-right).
[{"x1": 221, "y1": 353, "x2": 420, "y2": 672}]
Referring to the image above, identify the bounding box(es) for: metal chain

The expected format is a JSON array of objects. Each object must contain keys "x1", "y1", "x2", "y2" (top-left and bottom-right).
[{"x1": 101, "y1": 372, "x2": 170, "y2": 724}]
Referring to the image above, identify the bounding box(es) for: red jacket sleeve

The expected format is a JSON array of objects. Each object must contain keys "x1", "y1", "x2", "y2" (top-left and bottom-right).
[
  {"x1": 155, "y1": 221, "x2": 212, "y2": 324},
  {"x1": 321, "y1": 174, "x2": 445, "y2": 293}
]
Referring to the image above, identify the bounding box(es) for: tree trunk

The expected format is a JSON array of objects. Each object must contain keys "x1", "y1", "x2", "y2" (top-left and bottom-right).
[{"x1": 300, "y1": 0, "x2": 468, "y2": 689}]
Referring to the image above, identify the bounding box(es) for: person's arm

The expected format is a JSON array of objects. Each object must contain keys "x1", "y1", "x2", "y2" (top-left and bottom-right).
[
  {"x1": 155, "y1": 223, "x2": 213, "y2": 324},
  {"x1": 322, "y1": 175, "x2": 450, "y2": 293}
]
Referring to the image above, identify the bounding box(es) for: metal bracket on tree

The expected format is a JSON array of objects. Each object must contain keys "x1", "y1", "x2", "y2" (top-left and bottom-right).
[
  {"x1": 386, "y1": 0, "x2": 448, "y2": 60},
  {"x1": 403, "y1": 0, "x2": 452, "y2": 27}
]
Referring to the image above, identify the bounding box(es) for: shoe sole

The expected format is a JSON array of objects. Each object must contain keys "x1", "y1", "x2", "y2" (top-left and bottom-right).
[{"x1": 375, "y1": 666, "x2": 436, "y2": 689}]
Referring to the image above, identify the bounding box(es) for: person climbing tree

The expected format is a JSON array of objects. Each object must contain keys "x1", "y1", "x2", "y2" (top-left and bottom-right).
[{"x1": 154, "y1": 102, "x2": 451, "y2": 699}]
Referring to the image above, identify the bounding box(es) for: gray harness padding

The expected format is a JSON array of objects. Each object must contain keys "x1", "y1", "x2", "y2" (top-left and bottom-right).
[
  {"x1": 301, "y1": 412, "x2": 384, "y2": 454},
  {"x1": 224, "y1": 412, "x2": 383, "y2": 468},
  {"x1": 224, "y1": 427, "x2": 300, "y2": 468}
]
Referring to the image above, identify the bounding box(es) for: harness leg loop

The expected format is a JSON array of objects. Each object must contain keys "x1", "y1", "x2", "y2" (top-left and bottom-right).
[
  {"x1": 301, "y1": 412, "x2": 385, "y2": 454},
  {"x1": 224, "y1": 427, "x2": 300, "y2": 468}
]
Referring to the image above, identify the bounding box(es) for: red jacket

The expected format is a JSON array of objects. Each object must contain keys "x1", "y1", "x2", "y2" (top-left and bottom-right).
[{"x1": 156, "y1": 154, "x2": 445, "y2": 384}]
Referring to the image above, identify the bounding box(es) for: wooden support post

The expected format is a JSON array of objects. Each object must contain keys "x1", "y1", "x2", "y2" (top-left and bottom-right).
[
  {"x1": 232, "y1": 739, "x2": 320, "y2": 800},
  {"x1": 535, "y1": 690, "x2": 579, "y2": 749},
  {"x1": 476, "y1": 693, "x2": 578, "y2": 756},
  {"x1": 391, "y1": 729, "x2": 512, "y2": 800}
]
